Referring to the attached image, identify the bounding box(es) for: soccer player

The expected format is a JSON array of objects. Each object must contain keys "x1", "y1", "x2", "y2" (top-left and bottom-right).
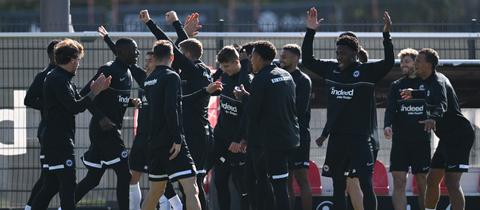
[
  {"x1": 139, "y1": 10, "x2": 213, "y2": 209},
  {"x1": 31, "y1": 38, "x2": 111, "y2": 210},
  {"x1": 75, "y1": 37, "x2": 141, "y2": 210},
  {"x1": 278, "y1": 44, "x2": 313, "y2": 210},
  {"x1": 24, "y1": 40, "x2": 60, "y2": 210},
  {"x1": 384, "y1": 48, "x2": 430, "y2": 210},
  {"x1": 211, "y1": 45, "x2": 252, "y2": 210},
  {"x1": 302, "y1": 7, "x2": 393, "y2": 210},
  {"x1": 141, "y1": 40, "x2": 201, "y2": 210},
  {"x1": 401, "y1": 48, "x2": 475, "y2": 210},
  {"x1": 247, "y1": 40, "x2": 300, "y2": 210}
]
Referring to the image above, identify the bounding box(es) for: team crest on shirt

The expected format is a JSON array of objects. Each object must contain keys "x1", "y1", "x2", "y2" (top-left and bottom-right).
[
  {"x1": 419, "y1": 84, "x2": 425, "y2": 90},
  {"x1": 121, "y1": 150, "x2": 128, "y2": 158},
  {"x1": 65, "y1": 159, "x2": 73, "y2": 167},
  {"x1": 353, "y1": 70, "x2": 360, "y2": 78},
  {"x1": 323, "y1": 164, "x2": 330, "y2": 172}
]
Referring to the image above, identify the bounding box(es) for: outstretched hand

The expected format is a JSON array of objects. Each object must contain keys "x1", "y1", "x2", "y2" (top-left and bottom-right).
[
  {"x1": 97, "y1": 26, "x2": 108, "y2": 38},
  {"x1": 306, "y1": 7, "x2": 324, "y2": 30},
  {"x1": 383, "y1": 11, "x2": 392, "y2": 32},
  {"x1": 184, "y1": 12, "x2": 202, "y2": 37}
]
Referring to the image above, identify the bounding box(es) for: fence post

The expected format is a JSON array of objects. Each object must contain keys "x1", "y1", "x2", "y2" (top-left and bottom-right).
[
  {"x1": 215, "y1": 19, "x2": 225, "y2": 68},
  {"x1": 467, "y1": 18, "x2": 477, "y2": 59}
]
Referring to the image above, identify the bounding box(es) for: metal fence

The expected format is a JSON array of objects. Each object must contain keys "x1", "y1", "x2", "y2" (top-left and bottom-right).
[{"x1": 0, "y1": 32, "x2": 479, "y2": 208}]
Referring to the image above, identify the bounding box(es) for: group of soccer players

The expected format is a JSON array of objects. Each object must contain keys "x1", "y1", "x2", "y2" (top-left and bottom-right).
[{"x1": 22, "y1": 6, "x2": 474, "y2": 210}]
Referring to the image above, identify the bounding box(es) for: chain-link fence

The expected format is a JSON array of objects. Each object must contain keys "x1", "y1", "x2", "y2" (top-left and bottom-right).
[{"x1": 0, "y1": 32, "x2": 479, "y2": 208}]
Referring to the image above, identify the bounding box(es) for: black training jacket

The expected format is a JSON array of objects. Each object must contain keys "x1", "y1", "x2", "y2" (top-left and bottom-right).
[
  {"x1": 24, "y1": 63, "x2": 55, "y2": 139},
  {"x1": 144, "y1": 65, "x2": 185, "y2": 147},
  {"x1": 302, "y1": 28, "x2": 394, "y2": 137},
  {"x1": 247, "y1": 64, "x2": 300, "y2": 150}
]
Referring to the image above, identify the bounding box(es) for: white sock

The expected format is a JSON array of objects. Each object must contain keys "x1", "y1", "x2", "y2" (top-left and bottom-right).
[
  {"x1": 24, "y1": 205, "x2": 31, "y2": 210},
  {"x1": 169, "y1": 195, "x2": 183, "y2": 210},
  {"x1": 158, "y1": 195, "x2": 170, "y2": 210},
  {"x1": 129, "y1": 183, "x2": 142, "y2": 210},
  {"x1": 425, "y1": 208, "x2": 435, "y2": 210}
]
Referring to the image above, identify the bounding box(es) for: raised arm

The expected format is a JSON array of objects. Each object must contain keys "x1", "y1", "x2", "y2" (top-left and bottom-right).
[
  {"x1": 301, "y1": 7, "x2": 334, "y2": 78},
  {"x1": 364, "y1": 11, "x2": 395, "y2": 82},
  {"x1": 98, "y1": 26, "x2": 117, "y2": 56},
  {"x1": 140, "y1": 10, "x2": 199, "y2": 76}
]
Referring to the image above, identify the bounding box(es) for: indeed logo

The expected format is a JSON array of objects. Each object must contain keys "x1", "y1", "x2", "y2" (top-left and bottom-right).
[
  {"x1": 400, "y1": 105, "x2": 423, "y2": 112},
  {"x1": 330, "y1": 87, "x2": 354, "y2": 99},
  {"x1": 400, "y1": 104, "x2": 424, "y2": 115},
  {"x1": 221, "y1": 102, "x2": 238, "y2": 116},
  {"x1": 118, "y1": 95, "x2": 130, "y2": 104}
]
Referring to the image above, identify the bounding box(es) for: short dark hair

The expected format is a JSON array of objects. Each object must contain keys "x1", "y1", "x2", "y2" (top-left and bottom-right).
[
  {"x1": 217, "y1": 46, "x2": 239, "y2": 63},
  {"x1": 47, "y1": 40, "x2": 60, "y2": 55},
  {"x1": 152, "y1": 40, "x2": 173, "y2": 61},
  {"x1": 282, "y1": 44, "x2": 301, "y2": 57},
  {"x1": 339, "y1": 31, "x2": 358, "y2": 40},
  {"x1": 418, "y1": 48, "x2": 439, "y2": 69},
  {"x1": 336, "y1": 35, "x2": 359, "y2": 53},
  {"x1": 115, "y1": 38, "x2": 135, "y2": 48},
  {"x1": 253, "y1": 40, "x2": 277, "y2": 62},
  {"x1": 240, "y1": 42, "x2": 255, "y2": 56},
  {"x1": 54, "y1": 39, "x2": 84, "y2": 65},
  {"x1": 179, "y1": 38, "x2": 203, "y2": 60}
]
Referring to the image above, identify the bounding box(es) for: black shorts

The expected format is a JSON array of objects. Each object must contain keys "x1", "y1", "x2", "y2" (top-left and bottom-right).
[
  {"x1": 147, "y1": 142, "x2": 196, "y2": 182},
  {"x1": 430, "y1": 126, "x2": 475, "y2": 172},
  {"x1": 288, "y1": 139, "x2": 310, "y2": 170},
  {"x1": 390, "y1": 137, "x2": 431, "y2": 174},
  {"x1": 250, "y1": 147, "x2": 290, "y2": 181},
  {"x1": 44, "y1": 154, "x2": 76, "y2": 171},
  {"x1": 82, "y1": 128, "x2": 128, "y2": 169},
  {"x1": 322, "y1": 134, "x2": 374, "y2": 178},
  {"x1": 129, "y1": 134, "x2": 149, "y2": 173},
  {"x1": 185, "y1": 127, "x2": 213, "y2": 175}
]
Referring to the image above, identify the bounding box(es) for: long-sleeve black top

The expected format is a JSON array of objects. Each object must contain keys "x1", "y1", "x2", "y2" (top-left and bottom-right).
[
  {"x1": 42, "y1": 67, "x2": 94, "y2": 156},
  {"x1": 384, "y1": 76, "x2": 430, "y2": 140},
  {"x1": 24, "y1": 63, "x2": 55, "y2": 139},
  {"x1": 247, "y1": 64, "x2": 300, "y2": 150},
  {"x1": 214, "y1": 59, "x2": 252, "y2": 145},
  {"x1": 302, "y1": 28, "x2": 394, "y2": 137},
  {"x1": 80, "y1": 59, "x2": 135, "y2": 131},
  {"x1": 144, "y1": 65, "x2": 185, "y2": 147},
  {"x1": 145, "y1": 19, "x2": 212, "y2": 135},
  {"x1": 290, "y1": 68, "x2": 312, "y2": 145},
  {"x1": 412, "y1": 72, "x2": 472, "y2": 139}
]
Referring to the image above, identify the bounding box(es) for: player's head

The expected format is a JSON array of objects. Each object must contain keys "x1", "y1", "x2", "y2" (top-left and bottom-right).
[
  {"x1": 240, "y1": 42, "x2": 255, "y2": 58},
  {"x1": 54, "y1": 38, "x2": 84, "y2": 73},
  {"x1": 47, "y1": 40, "x2": 61, "y2": 64},
  {"x1": 152, "y1": 40, "x2": 174, "y2": 67},
  {"x1": 217, "y1": 45, "x2": 241, "y2": 76},
  {"x1": 251, "y1": 40, "x2": 277, "y2": 73},
  {"x1": 416, "y1": 48, "x2": 439, "y2": 79},
  {"x1": 279, "y1": 44, "x2": 301, "y2": 71},
  {"x1": 398, "y1": 48, "x2": 418, "y2": 77},
  {"x1": 179, "y1": 38, "x2": 203, "y2": 61},
  {"x1": 336, "y1": 35, "x2": 359, "y2": 70},
  {"x1": 144, "y1": 51, "x2": 155, "y2": 74},
  {"x1": 116, "y1": 38, "x2": 139, "y2": 65},
  {"x1": 339, "y1": 32, "x2": 369, "y2": 64}
]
